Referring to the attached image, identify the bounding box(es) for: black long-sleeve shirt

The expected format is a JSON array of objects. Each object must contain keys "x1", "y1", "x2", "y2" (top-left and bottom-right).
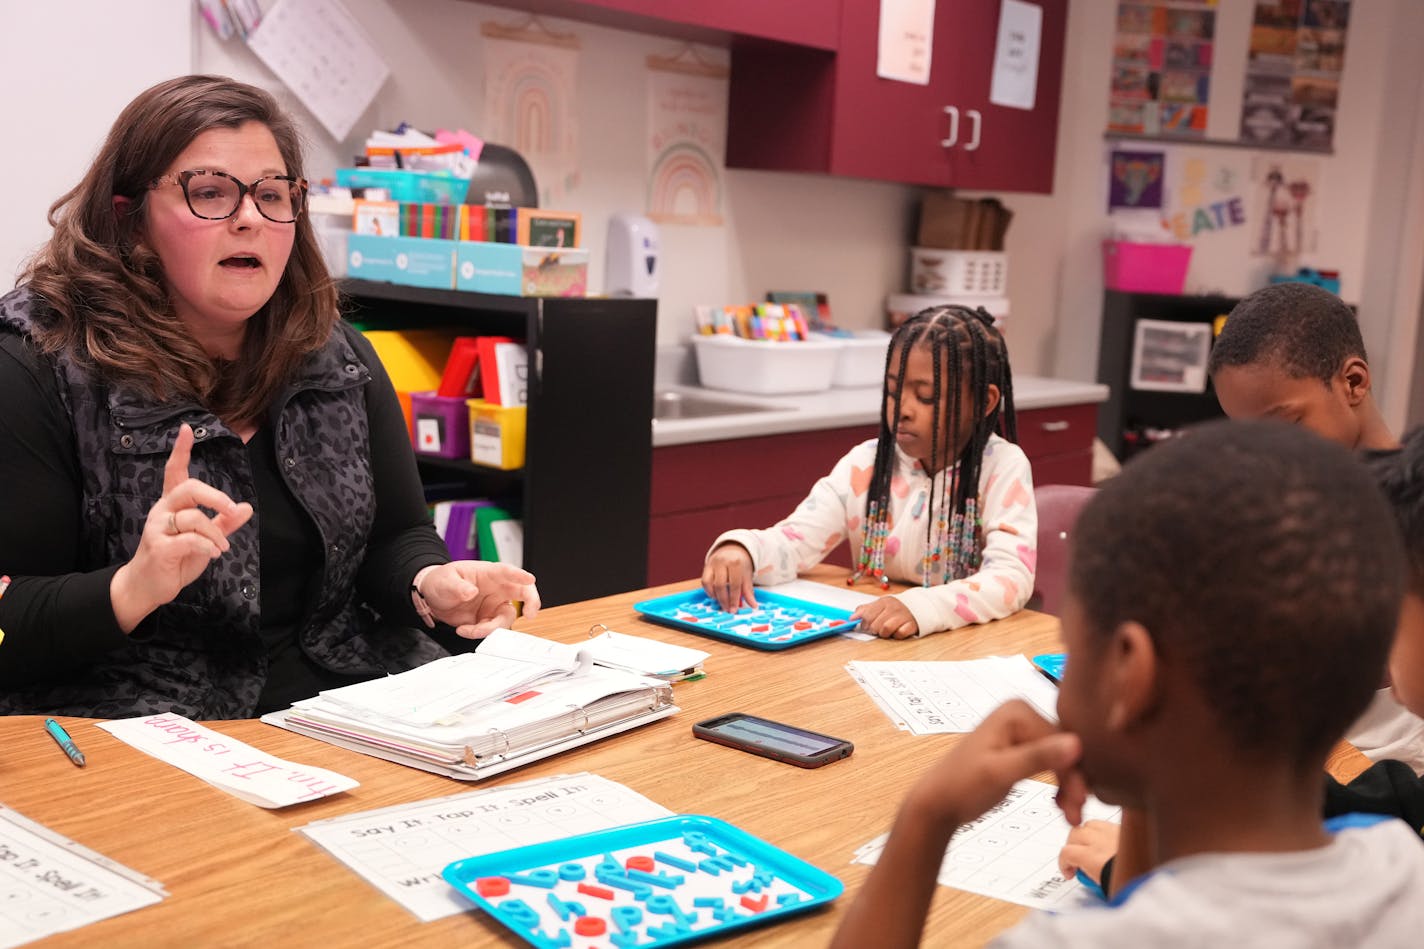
[
  {"x1": 0, "y1": 326, "x2": 450, "y2": 711},
  {"x1": 1325, "y1": 759, "x2": 1424, "y2": 840}
]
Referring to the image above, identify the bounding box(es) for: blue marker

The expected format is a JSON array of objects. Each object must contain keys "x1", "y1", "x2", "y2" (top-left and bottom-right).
[{"x1": 44, "y1": 718, "x2": 85, "y2": 767}]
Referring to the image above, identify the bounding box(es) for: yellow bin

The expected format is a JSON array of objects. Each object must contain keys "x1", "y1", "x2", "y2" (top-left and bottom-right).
[{"x1": 467, "y1": 399, "x2": 527, "y2": 470}]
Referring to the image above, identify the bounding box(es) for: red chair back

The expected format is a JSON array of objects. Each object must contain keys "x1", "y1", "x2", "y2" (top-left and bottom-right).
[{"x1": 1029, "y1": 484, "x2": 1097, "y2": 616}]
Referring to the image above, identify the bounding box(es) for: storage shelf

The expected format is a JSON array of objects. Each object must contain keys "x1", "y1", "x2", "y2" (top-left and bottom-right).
[{"x1": 341, "y1": 283, "x2": 657, "y2": 606}]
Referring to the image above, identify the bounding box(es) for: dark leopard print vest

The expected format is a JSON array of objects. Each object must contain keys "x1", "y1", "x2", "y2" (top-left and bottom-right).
[{"x1": 0, "y1": 288, "x2": 443, "y2": 718}]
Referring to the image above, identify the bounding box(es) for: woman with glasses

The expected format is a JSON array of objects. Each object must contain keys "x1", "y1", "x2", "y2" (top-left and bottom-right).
[{"x1": 0, "y1": 75, "x2": 540, "y2": 719}]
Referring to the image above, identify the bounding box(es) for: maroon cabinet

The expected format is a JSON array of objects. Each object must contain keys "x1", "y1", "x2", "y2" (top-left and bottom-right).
[
  {"x1": 1017, "y1": 403, "x2": 1096, "y2": 488},
  {"x1": 648, "y1": 424, "x2": 878, "y2": 586},
  {"x1": 481, "y1": 0, "x2": 840, "y2": 49},
  {"x1": 574, "y1": 0, "x2": 840, "y2": 48},
  {"x1": 727, "y1": 0, "x2": 1068, "y2": 192}
]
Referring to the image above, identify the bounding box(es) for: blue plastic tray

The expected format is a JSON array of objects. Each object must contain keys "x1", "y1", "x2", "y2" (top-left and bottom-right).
[
  {"x1": 443, "y1": 814, "x2": 843, "y2": 948},
  {"x1": 1032, "y1": 652, "x2": 1067, "y2": 684},
  {"x1": 632, "y1": 589, "x2": 860, "y2": 650}
]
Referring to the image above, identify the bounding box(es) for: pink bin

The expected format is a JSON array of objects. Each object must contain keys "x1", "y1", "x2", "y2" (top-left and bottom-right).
[
  {"x1": 410, "y1": 391, "x2": 471, "y2": 459},
  {"x1": 1102, "y1": 240, "x2": 1193, "y2": 294}
]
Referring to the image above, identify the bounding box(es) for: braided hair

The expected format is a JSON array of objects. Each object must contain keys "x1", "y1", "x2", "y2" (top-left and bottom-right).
[{"x1": 850, "y1": 306, "x2": 1018, "y2": 588}]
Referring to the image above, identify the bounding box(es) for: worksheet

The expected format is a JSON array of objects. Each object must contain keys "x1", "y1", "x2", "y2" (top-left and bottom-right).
[
  {"x1": 0, "y1": 805, "x2": 166, "y2": 948},
  {"x1": 98, "y1": 714, "x2": 357, "y2": 808},
  {"x1": 853, "y1": 780, "x2": 1121, "y2": 911},
  {"x1": 847, "y1": 656, "x2": 1060, "y2": 734},
  {"x1": 296, "y1": 773, "x2": 673, "y2": 922}
]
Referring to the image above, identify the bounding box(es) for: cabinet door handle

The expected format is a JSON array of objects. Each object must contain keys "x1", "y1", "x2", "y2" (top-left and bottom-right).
[
  {"x1": 965, "y1": 109, "x2": 982, "y2": 151},
  {"x1": 1039, "y1": 420, "x2": 1070, "y2": 432},
  {"x1": 940, "y1": 105, "x2": 960, "y2": 148}
]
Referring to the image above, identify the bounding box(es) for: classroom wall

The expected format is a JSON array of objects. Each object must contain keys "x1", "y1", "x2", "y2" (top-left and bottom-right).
[
  {"x1": 0, "y1": 1, "x2": 193, "y2": 286},
  {"x1": 191, "y1": 0, "x2": 918, "y2": 346},
  {"x1": 5, "y1": 1, "x2": 1422, "y2": 422},
  {"x1": 1007, "y1": 0, "x2": 1424, "y2": 431}
]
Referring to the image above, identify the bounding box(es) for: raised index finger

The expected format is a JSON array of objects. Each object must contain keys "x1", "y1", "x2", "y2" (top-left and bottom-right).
[{"x1": 163, "y1": 424, "x2": 196, "y2": 494}]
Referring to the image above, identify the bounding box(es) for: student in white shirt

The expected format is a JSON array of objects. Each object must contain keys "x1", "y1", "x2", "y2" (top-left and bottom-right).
[{"x1": 701, "y1": 305, "x2": 1036, "y2": 638}]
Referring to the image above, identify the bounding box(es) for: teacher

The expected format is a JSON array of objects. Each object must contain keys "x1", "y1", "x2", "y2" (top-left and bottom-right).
[{"x1": 0, "y1": 75, "x2": 539, "y2": 719}]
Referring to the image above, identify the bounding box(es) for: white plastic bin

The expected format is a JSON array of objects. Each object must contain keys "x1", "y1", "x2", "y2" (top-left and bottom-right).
[
  {"x1": 690, "y1": 334, "x2": 842, "y2": 394},
  {"x1": 815, "y1": 330, "x2": 892, "y2": 388}
]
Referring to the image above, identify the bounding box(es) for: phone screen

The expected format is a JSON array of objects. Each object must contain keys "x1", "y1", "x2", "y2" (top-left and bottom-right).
[{"x1": 701, "y1": 716, "x2": 844, "y2": 756}]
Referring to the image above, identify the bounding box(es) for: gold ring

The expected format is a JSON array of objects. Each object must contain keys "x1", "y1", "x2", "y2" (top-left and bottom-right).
[{"x1": 167, "y1": 511, "x2": 180, "y2": 535}]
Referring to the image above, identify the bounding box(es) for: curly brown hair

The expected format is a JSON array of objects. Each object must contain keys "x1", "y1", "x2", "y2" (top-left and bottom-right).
[{"x1": 21, "y1": 74, "x2": 338, "y2": 426}]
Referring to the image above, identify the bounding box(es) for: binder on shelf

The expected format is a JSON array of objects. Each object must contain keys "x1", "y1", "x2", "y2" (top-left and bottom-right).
[
  {"x1": 436, "y1": 337, "x2": 483, "y2": 398},
  {"x1": 477, "y1": 336, "x2": 529, "y2": 406},
  {"x1": 261, "y1": 629, "x2": 678, "y2": 781}
]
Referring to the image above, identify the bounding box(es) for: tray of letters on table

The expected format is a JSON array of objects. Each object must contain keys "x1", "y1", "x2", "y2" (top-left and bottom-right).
[
  {"x1": 443, "y1": 814, "x2": 843, "y2": 948},
  {"x1": 632, "y1": 589, "x2": 858, "y2": 650}
]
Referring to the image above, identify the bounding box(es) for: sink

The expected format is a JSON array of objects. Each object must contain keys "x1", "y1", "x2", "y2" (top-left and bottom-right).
[{"x1": 652, "y1": 390, "x2": 782, "y2": 421}]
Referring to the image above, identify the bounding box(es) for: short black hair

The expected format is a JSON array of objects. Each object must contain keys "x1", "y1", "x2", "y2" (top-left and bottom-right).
[
  {"x1": 1069, "y1": 419, "x2": 1403, "y2": 767},
  {"x1": 1207, "y1": 283, "x2": 1365, "y2": 383},
  {"x1": 1369, "y1": 426, "x2": 1424, "y2": 593}
]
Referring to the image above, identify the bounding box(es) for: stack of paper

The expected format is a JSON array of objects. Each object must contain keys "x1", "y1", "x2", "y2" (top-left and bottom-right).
[
  {"x1": 263, "y1": 629, "x2": 677, "y2": 780},
  {"x1": 847, "y1": 655, "x2": 1060, "y2": 734}
]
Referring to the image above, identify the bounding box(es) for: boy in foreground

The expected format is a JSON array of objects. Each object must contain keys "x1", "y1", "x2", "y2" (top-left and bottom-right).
[{"x1": 832, "y1": 421, "x2": 1424, "y2": 947}]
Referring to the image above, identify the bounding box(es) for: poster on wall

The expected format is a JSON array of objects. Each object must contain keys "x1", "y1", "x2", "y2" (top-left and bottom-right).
[
  {"x1": 1250, "y1": 156, "x2": 1320, "y2": 257},
  {"x1": 1240, "y1": 0, "x2": 1350, "y2": 149},
  {"x1": 482, "y1": 24, "x2": 581, "y2": 206},
  {"x1": 1108, "y1": 149, "x2": 1166, "y2": 210},
  {"x1": 645, "y1": 50, "x2": 728, "y2": 226},
  {"x1": 1107, "y1": 1, "x2": 1216, "y2": 139}
]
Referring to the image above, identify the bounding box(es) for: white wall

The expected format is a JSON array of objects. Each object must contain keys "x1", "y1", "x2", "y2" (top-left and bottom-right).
[
  {"x1": 0, "y1": 2, "x2": 193, "y2": 284},
  {"x1": 6, "y1": 0, "x2": 1421, "y2": 422},
  {"x1": 192, "y1": 0, "x2": 917, "y2": 345}
]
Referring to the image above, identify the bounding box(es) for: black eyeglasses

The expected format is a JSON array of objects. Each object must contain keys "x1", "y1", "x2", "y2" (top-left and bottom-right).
[{"x1": 149, "y1": 169, "x2": 308, "y2": 224}]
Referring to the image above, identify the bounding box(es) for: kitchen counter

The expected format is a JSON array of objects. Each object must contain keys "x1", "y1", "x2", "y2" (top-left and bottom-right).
[{"x1": 651, "y1": 375, "x2": 1109, "y2": 447}]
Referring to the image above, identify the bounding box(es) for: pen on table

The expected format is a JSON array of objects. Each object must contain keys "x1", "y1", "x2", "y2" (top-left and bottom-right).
[{"x1": 44, "y1": 718, "x2": 87, "y2": 768}]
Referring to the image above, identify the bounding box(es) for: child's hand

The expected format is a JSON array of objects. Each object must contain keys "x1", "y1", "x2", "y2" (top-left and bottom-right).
[
  {"x1": 1058, "y1": 820, "x2": 1121, "y2": 886},
  {"x1": 905, "y1": 700, "x2": 1084, "y2": 829},
  {"x1": 852, "y1": 596, "x2": 919, "y2": 638},
  {"x1": 702, "y1": 543, "x2": 756, "y2": 612}
]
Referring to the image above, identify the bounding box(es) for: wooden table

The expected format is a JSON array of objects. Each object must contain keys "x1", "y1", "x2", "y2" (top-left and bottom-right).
[{"x1": 0, "y1": 568, "x2": 1369, "y2": 947}]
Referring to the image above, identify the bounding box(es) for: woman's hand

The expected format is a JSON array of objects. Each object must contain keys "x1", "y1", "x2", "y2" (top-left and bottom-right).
[
  {"x1": 701, "y1": 543, "x2": 756, "y2": 612},
  {"x1": 852, "y1": 595, "x2": 920, "y2": 639},
  {"x1": 110, "y1": 424, "x2": 254, "y2": 633},
  {"x1": 417, "y1": 561, "x2": 541, "y2": 639}
]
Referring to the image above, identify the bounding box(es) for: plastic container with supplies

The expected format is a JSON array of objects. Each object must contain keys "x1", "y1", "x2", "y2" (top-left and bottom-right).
[
  {"x1": 1102, "y1": 240, "x2": 1192, "y2": 294},
  {"x1": 466, "y1": 399, "x2": 527, "y2": 470},
  {"x1": 886, "y1": 293, "x2": 1009, "y2": 329},
  {"x1": 411, "y1": 391, "x2": 471, "y2": 459},
  {"x1": 909, "y1": 249, "x2": 1008, "y2": 297},
  {"x1": 690, "y1": 334, "x2": 842, "y2": 395},
  {"x1": 815, "y1": 330, "x2": 892, "y2": 388}
]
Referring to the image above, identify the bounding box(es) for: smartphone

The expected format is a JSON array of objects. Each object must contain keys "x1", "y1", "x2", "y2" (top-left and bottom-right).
[{"x1": 692, "y1": 713, "x2": 853, "y2": 769}]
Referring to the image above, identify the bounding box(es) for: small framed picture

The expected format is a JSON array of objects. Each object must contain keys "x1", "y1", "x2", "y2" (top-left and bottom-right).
[{"x1": 1130, "y1": 319, "x2": 1212, "y2": 393}]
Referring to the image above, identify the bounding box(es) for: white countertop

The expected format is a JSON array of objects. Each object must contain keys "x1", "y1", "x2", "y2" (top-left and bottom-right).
[{"x1": 652, "y1": 375, "x2": 1109, "y2": 447}]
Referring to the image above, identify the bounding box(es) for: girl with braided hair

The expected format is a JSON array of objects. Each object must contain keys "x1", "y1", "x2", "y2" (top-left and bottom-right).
[{"x1": 701, "y1": 305, "x2": 1037, "y2": 638}]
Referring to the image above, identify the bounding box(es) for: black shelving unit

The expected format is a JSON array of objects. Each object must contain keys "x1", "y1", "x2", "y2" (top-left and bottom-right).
[
  {"x1": 340, "y1": 279, "x2": 657, "y2": 607},
  {"x1": 1095, "y1": 290, "x2": 1237, "y2": 460}
]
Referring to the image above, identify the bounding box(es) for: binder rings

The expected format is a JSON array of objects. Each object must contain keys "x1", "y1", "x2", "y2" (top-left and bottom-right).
[{"x1": 261, "y1": 629, "x2": 678, "y2": 780}]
